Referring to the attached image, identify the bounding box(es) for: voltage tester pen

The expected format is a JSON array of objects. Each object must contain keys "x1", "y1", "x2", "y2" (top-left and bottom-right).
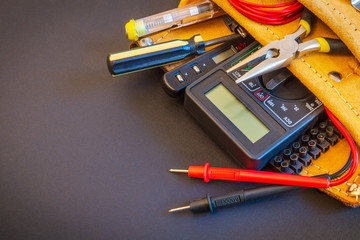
[{"x1": 125, "y1": 0, "x2": 225, "y2": 41}]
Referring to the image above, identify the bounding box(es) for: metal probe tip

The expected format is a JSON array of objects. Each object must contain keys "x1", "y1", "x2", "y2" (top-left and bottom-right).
[
  {"x1": 168, "y1": 205, "x2": 191, "y2": 213},
  {"x1": 168, "y1": 169, "x2": 188, "y2": 173}
]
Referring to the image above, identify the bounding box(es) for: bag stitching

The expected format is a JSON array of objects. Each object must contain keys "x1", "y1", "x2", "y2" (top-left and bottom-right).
[
  {"x1": 343, "y1": 64, "x2": 360, "y2": 80},
  {"x1": 155, "y1": 31, "x2": 171, "y2": 43},
  {"x1": 300, "y1": 58, "x2": 359, "y2": 117},
  {"x1": 323, "y1": 1, "x2": 359, "y2": 33},
  {"x1": 262, "y1": 25, "x2": 360, "y2": 118},
  {"x1": 321, "y1": 1, "x2": 360, "y2": 82}
]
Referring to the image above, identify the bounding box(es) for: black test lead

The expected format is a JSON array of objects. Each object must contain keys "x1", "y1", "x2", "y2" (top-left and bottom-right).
[{"x1": 169, "y1": 185, "x2": 298, "y2": 213}]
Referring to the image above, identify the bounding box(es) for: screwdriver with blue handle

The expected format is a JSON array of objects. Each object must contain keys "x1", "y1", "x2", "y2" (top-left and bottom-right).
[
  {"x1": 226, "y1": 8, "x2": 352, "y2": 83},
  {"x1": 107, "y1": 34, "x2": 243, "y2": 76}
]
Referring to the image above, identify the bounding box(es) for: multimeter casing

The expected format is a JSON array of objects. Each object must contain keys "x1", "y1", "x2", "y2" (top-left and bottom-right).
[
  {"x1": 162, "y1": 36, "x2": 255, "y2": 97},
  {"x1": 184, "y1": 41, "x2": 324, "y2": 170}
]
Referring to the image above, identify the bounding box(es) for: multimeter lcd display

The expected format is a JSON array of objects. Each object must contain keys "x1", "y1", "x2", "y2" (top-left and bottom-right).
[
  {"x1": 205, "y1": 83, "x2": 270, "y2": 143},
  {"x1": 211, "y1": 47, "x2": 237, "y2": 64}
]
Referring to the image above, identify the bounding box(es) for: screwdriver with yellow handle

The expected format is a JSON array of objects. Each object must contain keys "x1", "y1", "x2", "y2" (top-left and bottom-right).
[{"x1": 107, "y1": 34, "x2": 243, "y2": 76}]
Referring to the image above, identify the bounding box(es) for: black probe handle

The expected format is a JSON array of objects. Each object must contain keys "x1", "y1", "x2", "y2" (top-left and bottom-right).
[
  {"x1": 186, "y1": 173, "x2": 330, "y2": 213},
  {"x1": 317, "y1": 37, "x2": 352, "y2": 54},
  {"x1": 189, "y1": 185, "x2": 298, "y2": 213},
  {"x1": 107, "y1": 35, "x2": 205, "y2": 76}
]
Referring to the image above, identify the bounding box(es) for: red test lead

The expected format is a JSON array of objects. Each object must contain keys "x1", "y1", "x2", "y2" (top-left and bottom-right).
[{"x1": 169, "y1": 163, "x2": 330, "y2": 188}]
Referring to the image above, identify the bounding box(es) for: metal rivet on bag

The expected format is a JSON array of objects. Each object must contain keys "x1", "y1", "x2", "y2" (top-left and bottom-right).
[
  {"x1": 139, "y1": 37, "x2": 154, "y2": 47},
  {"x1": 328, "y1": 71, "x2": 342, "y2": 82}
]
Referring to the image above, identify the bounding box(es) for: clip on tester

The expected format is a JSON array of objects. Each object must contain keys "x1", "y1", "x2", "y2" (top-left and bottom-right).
[
  {"x1": 162, "y1": 36, "x2": 255, "y2": 97},
  {"x1": 183, "y1": 40, "x2": 324, "y2": 170}
]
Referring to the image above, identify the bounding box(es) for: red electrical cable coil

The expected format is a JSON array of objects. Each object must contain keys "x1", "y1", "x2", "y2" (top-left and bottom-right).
[
  {"x1": 228, "y1": 0, "x2": 304, "y2": 25},
  {"x1": 232, "y1": 0, "x2": 300, "y2": 8}
]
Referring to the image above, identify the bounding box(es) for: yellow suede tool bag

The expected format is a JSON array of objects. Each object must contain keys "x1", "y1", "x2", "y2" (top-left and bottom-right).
[{"x1": 149, "y1": 0, "x2": 360, "y2": 207}]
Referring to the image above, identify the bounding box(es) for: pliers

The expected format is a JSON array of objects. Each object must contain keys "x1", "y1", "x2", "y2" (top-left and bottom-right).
[{"x1": 227, "y1": 8, "x2": 351, "y2": 84}]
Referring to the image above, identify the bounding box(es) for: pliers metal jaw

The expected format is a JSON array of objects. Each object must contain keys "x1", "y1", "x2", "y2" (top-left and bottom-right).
[{"x1": 227, "y1": 9, "x2": 351, "y2": 84}]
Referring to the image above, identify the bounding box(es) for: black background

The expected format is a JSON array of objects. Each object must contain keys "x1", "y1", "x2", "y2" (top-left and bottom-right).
[{"x1": 1, "y1": 0, "x2": 360, "y2": 239}]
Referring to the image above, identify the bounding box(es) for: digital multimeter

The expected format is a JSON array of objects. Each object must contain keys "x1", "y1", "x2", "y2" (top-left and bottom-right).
[
  {"x1": 184, "y1": 41, "x2": 324, "y2": 170},
  {"x1": 162, "y1": 36, "x2": 255, "y2": 97}
]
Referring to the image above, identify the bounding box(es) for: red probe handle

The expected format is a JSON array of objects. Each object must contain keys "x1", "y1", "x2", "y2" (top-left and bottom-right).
[{"x1": 188, "y1": 163, "x2": 330, "y2": 188}]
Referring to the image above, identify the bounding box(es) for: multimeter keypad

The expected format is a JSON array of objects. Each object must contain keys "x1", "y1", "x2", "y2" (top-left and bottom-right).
[
  {"x1": 175, "y1": 73, "x2": 184, "y2": 82},
  {"x1": 163, "y1": 37, "x2": 256, "y2": 97},
  {"x1": 254, "y1": 89, "x2": 268, "y2": 101},
  {"x1": 191, "y1": 65, "x2": 201, "y2": 74},
  {"x1": 239, "y1": 79, "x2": 322, "y2": 128},
  {"x1": 242, "y1": 79, "x2": 260, "y2": 91},
  {"x1": 228, "y1": 66, "x2": 323, "y2": 128}
]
